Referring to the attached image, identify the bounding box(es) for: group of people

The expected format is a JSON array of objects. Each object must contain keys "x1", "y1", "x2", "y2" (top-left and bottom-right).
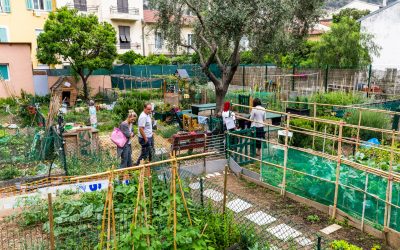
[
  {"x1": 222, "y1": 98, "x2": 268, "y2": 156},
  {"x1": 117, "y1": 103, "x2": 154, "y2": 168},
  {"x1": 117, "y1": 98, "x2": 268, "y2": 168}
]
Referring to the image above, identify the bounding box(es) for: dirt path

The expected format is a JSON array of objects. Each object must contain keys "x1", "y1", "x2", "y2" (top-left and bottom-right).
[{"x1": 209, "y1": 174, "x2": 393, "y2": 250}]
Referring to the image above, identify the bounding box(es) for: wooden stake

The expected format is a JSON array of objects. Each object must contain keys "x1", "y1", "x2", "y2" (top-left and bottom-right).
[
  {"x1": 281, "y1": 114, "x2": 291, "y2": 196},
  {"x1": 172, "y1": 156, "x2": 177, "y2": 250},
  {"x1": 176, "y1": 167, "x2": 192, "y2": 225},
  {"x1": 222, "y1": 164, "x2": 228, "y2": 214},
  {"x1": 361, "y1": 173, "x2": 369, "y2": 232},
  {"x1": 148, "y1": 163, "x2": 153, "y2": 225},
  {"x1": 47, "y1": 193, "x2": 55, "y2": 250},
  {"x1": 332, "y1": 121, "x2": 344, "y2": 219},
  {"x1": 355, "y1": 111, "x2": 362, "y2": 152},
  {"x1": 384, "y1": 130, "x2": 395, "y2": 228}
]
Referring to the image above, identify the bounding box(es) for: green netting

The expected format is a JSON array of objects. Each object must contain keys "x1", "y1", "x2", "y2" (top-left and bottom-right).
[{"x1": 259, "y1": 142, "x2": 400, "y2": 232}]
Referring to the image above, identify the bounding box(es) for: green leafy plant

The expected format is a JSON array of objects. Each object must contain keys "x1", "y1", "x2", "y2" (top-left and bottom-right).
[
  {"x1": 345, "y1": 110, "x2": 391, "y2": 141},
  {"x1": 310, "y1": 92, "x2": 366, "y2": 116},
  {"x1": 330, "y1": 240, "x2": 362, "y2": 250},
  {"x1": 306, "y1": 214, "x2": 320, "y2": 223},
  {"x1": 0, "y1": 165, "x2": 22, "y2": 180}
]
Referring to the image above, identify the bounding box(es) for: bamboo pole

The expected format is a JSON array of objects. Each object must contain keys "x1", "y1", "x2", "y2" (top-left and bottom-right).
[
  {"x1": 312, "y1": 102, "x2": 317, "y2": 149},
  {"x1": 47, "y1": 193, "x2": 55, "y2": 250},
  {"x1": 355, "y1": 110, "x2": 363, "y2": 152},
  {"x1": 222, "y1": 164, "x2": 228, "y2": 214},
  {"x1": 323, "y1": 125, "x2": 327, "y2": 153},
  {"x1": 361, "y1": 173, "x2": 369, "y2": 232},
  {"x1": 172, "y1": 156, "x2": 177, "y2": 250},
  {"x1": 148, "y1": 163, "x2": 153, "y2": 225},
  {"x1": 176, "y1": 165, "x2": 192, "y2": 226},
  {"x1": 384, "y1": 130, "x2": 396, "y2": 229},
  {"x1": 281, "y1": 114, "x2": 291, "y2": 196},
  {"x1": 332, "y1": 121, "x2": 344, "y2": 219}
]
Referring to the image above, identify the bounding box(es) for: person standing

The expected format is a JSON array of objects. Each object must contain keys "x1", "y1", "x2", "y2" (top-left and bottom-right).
[
  {"x1": 136, "y1": 103, "x2": 154, "y2": 165},
  {"x1": 88, "y1": 100, "x2": 97, "y2": 128},
  {"x1": 222, "y1": 101, "x2": 236, "y2": 132},
  {"x1": 117, "y1": 112, "x2": 137, "y2": 168},
  {"x1": 250, "y1": 98, "x2": 267, "y2": 156}
]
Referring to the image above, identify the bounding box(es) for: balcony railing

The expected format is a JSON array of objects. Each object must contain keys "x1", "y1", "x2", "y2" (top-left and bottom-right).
[
  {"x1": 66, "y1": 3, "x2": 99, "y2": 13},
  {"x1": 110, "y1": 6, "x2": 140, "y2": 20},
  {"x1": 117, "y1": 42, "x2": 142, "y2": 51}
]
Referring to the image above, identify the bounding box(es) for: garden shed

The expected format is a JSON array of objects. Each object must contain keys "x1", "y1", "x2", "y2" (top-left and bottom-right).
[{"x1": 50, "y1": 76, "x2": 78, "y2": 106}]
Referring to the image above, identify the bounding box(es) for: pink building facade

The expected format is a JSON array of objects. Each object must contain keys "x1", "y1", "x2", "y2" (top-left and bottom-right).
[{"x1": 0, "y1": 43, "x2": 34, "y2": 98}]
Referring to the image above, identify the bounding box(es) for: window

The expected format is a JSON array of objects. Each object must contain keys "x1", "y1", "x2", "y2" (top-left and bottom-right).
[
  {"x1": 74, "y1": 0, "x2": 87, "y2": 11},
  {"x1": 26, "y1": 0, "x2": 52, "y2": 11},
  {"x1": 155, "y1": 32, "x2": 163, "y2": 49},
  {"x1": 117, "y1": 0, "x2": 128, "y2": 13},
  {"x1": 0, "y1": 0, "x2": 11, "y2": 13},
  {"x1": 0, "y1": 64, "x2": 9, "y2": 81},
  {"x1": 0, "y1": 27, "x2": 8, "y2": 42},
  {"x1": 187, "y1": 34, "x2": 193, "y2": 46},
  {"x1": 119, "y1": 26, "x2": 131, "y2": 49}
]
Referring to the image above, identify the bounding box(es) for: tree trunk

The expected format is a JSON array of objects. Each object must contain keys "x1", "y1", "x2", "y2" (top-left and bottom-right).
[
  {"x1": 82, "y1": 77, "x2": 89, "y2": 101},
  {"x1": 215, "y1": 87, "x2": 228, "y2": 114}
]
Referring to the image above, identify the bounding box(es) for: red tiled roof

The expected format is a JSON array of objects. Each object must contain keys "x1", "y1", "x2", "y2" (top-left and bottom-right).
[
  {"x1": 144, "y1": 10, "x2": 158, "y2": 23},
  {"x1": 320, "y1": 20, "x2": 332, "y2": 27}
]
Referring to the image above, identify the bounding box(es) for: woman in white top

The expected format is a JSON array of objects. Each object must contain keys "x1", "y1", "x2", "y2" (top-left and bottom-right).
[
  {"x1": 222, "y1": 101, "x2": 236, "y2": 131},
  {"x1": 250, "y1": 98, "x2": 266, "y2": 155}
]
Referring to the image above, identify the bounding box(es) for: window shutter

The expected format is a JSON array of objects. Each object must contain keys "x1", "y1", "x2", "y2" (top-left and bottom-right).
[
  {"x1": 0, "y1": 28, "x2": 7, "y2": 42},
  {"x1": 44, "y1": 0, "x2": 52, "y2": 11},
  {"x1": 125, "y1": 27, "x2": 131, "y2": 42},
  {"x1": 2, "y1": 0, "x2": 11, "y2": 12},
  {"x1": 26, "y1": 0, "x2": 33, "y2": 10}
]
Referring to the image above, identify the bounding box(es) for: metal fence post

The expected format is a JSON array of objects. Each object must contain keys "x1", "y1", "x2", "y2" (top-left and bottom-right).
[
  {"x1": 48, "y1": 193, "x2": 55, "y2": 250},
  {"x1": 242, "y1": 66, "x2": 245, "y2": 92},
  {"x1": 324, "y1": 65, "x2": 329, "y2": 92},
  {"x1": 222, "y1": 164, "x2": 228, "y2": 214},
  {"x1": 332, "y1": 121, "x2": 344, "y2": 219},
  {"x1": 292, "y1": 64, "x2": 296, "y2": 91},
  {"x1": 317, "y1": 235, "x2": 322, "y2": 250},
  {"x1": 200, "y1": 177, "x2": 204, "y2": 207},
  {"x1": 367, "y1": 64, "x2": 372, "y2": 98}
]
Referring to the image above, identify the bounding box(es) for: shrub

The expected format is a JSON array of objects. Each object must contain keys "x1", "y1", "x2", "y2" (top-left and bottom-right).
[
  {"x1": 310, "y1": 92, "x2": 366, "y2": 115},
  {"x1": 134, "y1": 54, "x2": 171, "y2": 65},
  {"x1": 118, "y1": 50, "x2": 143, "y2": 65},
  {"x1": 345, "y1": 110, "x2": 391, "y2": 141},
  {"x1": 156, "y1": 124, "x2": 180, "y2": 139},
  {"x1": 0, "y1": 166, "x2": 21, "y2": 180}
]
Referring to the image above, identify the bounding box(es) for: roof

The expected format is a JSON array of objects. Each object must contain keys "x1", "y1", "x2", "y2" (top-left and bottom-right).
[
  {"x1": 336, "y1": 0, "x2": 380, "y2": 13},
  {"x1": 144, "y1": 10, "x2": 157, "y2": 23},
  {"x1": 175, "y1": 69, "x2": 190, "y2": 79},
  {"x1": 0, "y1": 42, "x2": 32, "y2": 48},
  {"x1": 359, "y1": 0, "x2": 400, "y2": 22}
]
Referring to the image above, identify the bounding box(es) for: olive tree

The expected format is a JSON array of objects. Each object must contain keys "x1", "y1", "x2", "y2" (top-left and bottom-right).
[{"x1": 153, "y1": 0, "x2": 323, "y2": 112}]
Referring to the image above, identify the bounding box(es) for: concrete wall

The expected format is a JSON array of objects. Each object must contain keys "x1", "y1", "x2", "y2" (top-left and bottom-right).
[
  {"x1": 0, "y1": 1, "x2": 50, "y2": 68},
  {"x1": 361, "y1": 3, "x2": 400, "y2": 70},
  {"x1": 0, "y1": 43, "x2": 34, "y2": 98},
  {"x1": 48, "y1": 75, "x2": 112, "y2": 96}
]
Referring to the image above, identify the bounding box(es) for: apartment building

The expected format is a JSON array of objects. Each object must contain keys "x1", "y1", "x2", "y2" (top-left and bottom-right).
[
  {"x1": 56, "y1": 0, "x2": 144, "y2": 55},
  {"x1": 0, "y1": 0, "x2": 54, "y2": 68},
  {"x1": 143, "y1": 9, "x2": 194, "y2": 56}
]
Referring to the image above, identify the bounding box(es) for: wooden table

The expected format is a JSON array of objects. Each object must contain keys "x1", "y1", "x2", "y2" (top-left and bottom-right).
[{"x1": 191, "y1": 103, "x2": 216, "y2": 115}]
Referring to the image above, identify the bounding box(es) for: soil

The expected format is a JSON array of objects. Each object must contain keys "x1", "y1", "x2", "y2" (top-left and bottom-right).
[{"x1": 209, "y1": 174, "x2": 394, "y2": 250}]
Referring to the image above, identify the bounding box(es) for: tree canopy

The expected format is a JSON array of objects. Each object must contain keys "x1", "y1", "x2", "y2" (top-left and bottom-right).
[
  {"x1": 312, "y1": 17, "x2": 380, "y2": 68},
  {"x1": 332, "y1": 8, "x2": 370, "y2": 23},
  {"x1": 37, "y1": 7, "x2": 117, "y2": 100},
  {"x1": 152, "y1": 0, "x2": 323, "y2": 111}
]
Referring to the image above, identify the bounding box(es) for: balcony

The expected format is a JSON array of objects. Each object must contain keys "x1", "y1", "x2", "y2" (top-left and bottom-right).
[
  {"x1": 110, "y1": 6, "x2": 140, "y2": 21},
  {"x1": 66, "y1": 3, "x2": 99, "y2": 13},
  {"x1": 117, "y1": 42, "x2": 142, "y2": 54},
  {"x1": 147, "y1": 44, "x2": 186, "y2": 56}
]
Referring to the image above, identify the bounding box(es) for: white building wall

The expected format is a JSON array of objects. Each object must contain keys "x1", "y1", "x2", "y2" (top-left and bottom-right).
[
  {"x1": 57, "y1": 0, "x2": 144, "y2": 55},
  {"x1": 360, "y1": 3, "x2": 400, "y2": 70}
]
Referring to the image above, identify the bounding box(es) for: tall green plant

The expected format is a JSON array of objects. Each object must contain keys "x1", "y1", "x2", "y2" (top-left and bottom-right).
[{"x1": 345, "y1": 110, "x2": 391, "y2": 141}]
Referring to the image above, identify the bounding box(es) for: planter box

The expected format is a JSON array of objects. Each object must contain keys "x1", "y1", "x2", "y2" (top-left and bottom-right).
[{"x1": 286, "y1": 107, "x2": 310, "y2": 116}]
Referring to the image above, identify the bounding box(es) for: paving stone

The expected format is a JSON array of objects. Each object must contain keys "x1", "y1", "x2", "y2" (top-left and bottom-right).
[
  {"x1": 189, "y1": 182, "x2": 200, "y2": 190},
  {"x1": 206, "y1": 173, "x2": 215, "y2": 178},
  {"x1": 295, "y1": 236, "x2": 312, "y2": 246},
  {"x1": 245, "y1": 211, "x2": 276, "y2": 226},
  {"x1": 266, "y1": 223, "x2": 302, "y2": 241},
  {"x1": 226, "y1": 198, "x2": 252, "y2": 213},
  {"x1": 214, "y1": 172, "x2": 221, "y2": 176},
  {"x1": 203, "y1": 189, "x2": 224, "y2": 202},
  {"x1": 320, "y1": 224, "x2": 342, "y2": 235}
]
